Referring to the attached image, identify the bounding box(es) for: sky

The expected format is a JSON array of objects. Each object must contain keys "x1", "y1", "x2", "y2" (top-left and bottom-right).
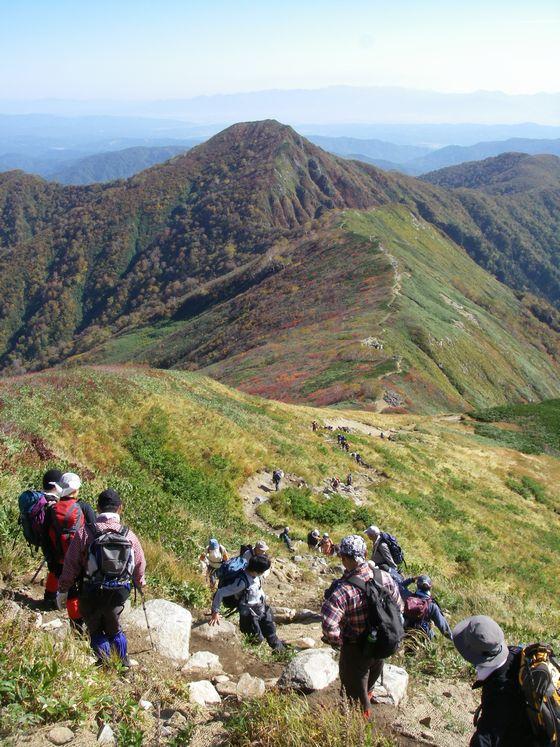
[{"x1": 0, "y1": 0, "x2": 559, "y2": 100}]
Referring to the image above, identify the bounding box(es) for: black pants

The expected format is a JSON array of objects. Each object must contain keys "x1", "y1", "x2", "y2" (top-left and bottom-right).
[
  {"x1": 339, "y1": 641, "x2": 383, "y2": 711},
  {"x1": 79, "y1": 587, "x2": 130, "y2": 637},
  {"x1": 239, "y1": 605, "x2": 282, "y2": 650}
]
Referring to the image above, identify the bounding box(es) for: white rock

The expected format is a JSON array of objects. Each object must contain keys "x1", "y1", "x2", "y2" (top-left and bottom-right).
[
  {"x1": 369, "y1": 664, "x2": 409, "y2": 706},
  {"x1": 48, "y1": 726, "x2": 74, "y2": 745},
  {"x1": 181, "y1": 651, "x2": 222, "y2": 675},
  {"x1": 272, "y1": 606, "x2": 296, "y2": 623},
  {"x1": 139, "y1": 699, "x2": 153, "y2": 711},
  {"x1": 122, "y1": 599, "x2": 192, "y2": 663},
  {"x1": 236, "y1": 672, "x2": 266, "y2": 699},
  {"x1": 293, "y1": 637, "x2": 316, "y2": 649},
  {"x1": 188, "y1": 680, "x2": 222, "y2": 706},
  {"x1": 265, "y1": 677, "x2": 279, "y2": 689},
  {"x1": 214, "y1": 674, "x2": 230, "y2": 684},
  {"x1": 3, "y1": 601, "x2": 22, "y2": 623},
  {"x1": 293, "y1": 609, "x2": 321, "y2": 623},
  {"x1": 191, "y1": 619, "x2": 237, "y2": 641},
  {"x1": 42, "y1": 618, "x2": 63, "y2": 630},
  {"x1": 97, "y1": 723, "x2": 115, "y2": 745},
  {"x1": 216, "y1": 680, "x2": 238, "y2": 697},
  {"x1": 278, "y1": 649, "x2": 339, "y2": 692}
]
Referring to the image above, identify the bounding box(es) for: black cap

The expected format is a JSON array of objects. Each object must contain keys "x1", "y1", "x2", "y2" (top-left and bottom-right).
[
  {"x1": 97, "y1": 488, "x2": 122, "y2": 511},
  {"x1": 43, "y1": 469, "x2": 63, "y2": 490}
]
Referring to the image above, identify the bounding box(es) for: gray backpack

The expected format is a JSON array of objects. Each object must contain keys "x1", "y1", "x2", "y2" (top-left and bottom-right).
[{"x1": 85, "y1": 524, "x2": 134, "y2": 590}]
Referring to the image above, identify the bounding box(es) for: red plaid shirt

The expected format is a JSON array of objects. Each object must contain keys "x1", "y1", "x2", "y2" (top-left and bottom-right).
[{"x1": 321, "y1": 562, "x2": 373, "y2": 646}]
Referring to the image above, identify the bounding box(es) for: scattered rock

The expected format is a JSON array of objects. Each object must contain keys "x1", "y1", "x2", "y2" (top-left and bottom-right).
[
  {"x1": 369, "y1": 664, "x2": 408, "y2": 706},
  {"x1": 139, "y1": 699, "x2": 153, "y2": 711},
  {"x1": 237, "y1": 672, "x2": 265, "y2": 699},
  {"x1": 166, "y1": 711, "x2": 188, "y2": 728},
  {"x1": 181, "y1": 650, "x2": 222, "y2": 675},
  {"x1": 292, "y1": 556, "x2": 304, "y2": 563},
  {"x1": 443, "y1": 691, "x2": 453, "y2": 698},
  {"x1": 2, "y1": 600, "x2": 22, "y2": 623},
  {"x1": 419, "y1": 716, "x2": 431, "y2": 728},
  {"x1": 278, "y1": 649, "x2": 338, "y2": 693},
  {"x1": 48, "y1": 726, "x2": 74, "y2": 745},
  {"x1": 293, "y1": 637, "x2": 316, "y2": 649},
  {"x1": 188, "y1": 680, "x2": 221, "y2": 706},
  {"x1": 97, "y1": 723, "x2": 115, "y2": 745},
  {"x1": 214, "y1": 674, "x2": 230, "y2": 684},
  {"x1": 293, "y1": 609, "x2": 321, "y2": 623},
  {"x1": 192, "y1": 619, "x2": 237, "y2": 641},
  {"x1": 42, "y1": 618, "x2": 63, "y2": 630},
  {"x1": 216, "y1": 681, "x2": 238, "y2": 697},
  {"x1": 272, "y1": 606, "x2": 296, "y2": 623},
  {"x1": 122, "y1": 599, "x2": 192, "y2": 663},
  {"x1": 265, "y1": 677, "x2": 279, "y2": 689}
]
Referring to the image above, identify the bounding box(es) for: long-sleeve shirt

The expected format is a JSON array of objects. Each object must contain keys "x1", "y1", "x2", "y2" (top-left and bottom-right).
[
  {"x1": 401, "y1": 579, "x2": 452, "y2": 638},
  {"x1": 321, "y1": 562, "x2": 373, "y2": 646},
  {"x1": 372, "y1": 537, "x2": 397, "y2": 569},
  {"x1": 211, "y1": 572, "x2": 265, "y2": 615},
  {"x1": 58, "y1": 514, "x2": 146, "y2": 593}
]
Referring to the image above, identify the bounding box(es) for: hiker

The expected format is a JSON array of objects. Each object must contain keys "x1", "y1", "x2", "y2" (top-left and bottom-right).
[
  {"x1": 279, "y1": 526, "x2": 293, "y2": 551},
  {"x1": 307, "y1": 528, "x2": 321, "y2": 550},
  {"x1": 367, "y1": 560, "x2": 404, "y2": 613},
  {"x1": 200, "y1": 539, "x2": 228, "y2": 591},
  {"x1": 401, "y1": 575, "x2": 452, "y2": 639},
  {"x1": 331, "y1": 476, "x2": 341, "y2": 490},
  {"x1": 346, "y1": 473, "x2": 353, "y2": 487},
  {"x1": 319, "y1": 533, "x2": 335, "y2": 556},
  {"x1": 321, "y1": 535, "x2": 404, "y2": 717},
  {"x1": 343, "y1": 441, "x2": 350, "y2": 452},
  {"x1": 272, "y1": 469, "x2": 284, "y2": 491},
  {"x1": 242, "y1": 540, "x2": 271, "y2": 577},
  {"x1": 452, "y1": 616, "x2": 555, "y2": 746},
  {"x1": 57, "y1": 488, "x2": 145, "y2": 667},
  {"x1": 42, "y1": 472, "x2": 96, "y2": 626},
  {"x1": 312, "y1": 420, "x2": 318, "y2": 432},
  {"x1": 364, "y1": 525, "x2": 397, "y2": 572},
  {"x1": 17, "y1": 468, "x2": 64, "y2": 606},
  {"x1": 210, "y1": 554, "x2": 285, "y2": 651}
]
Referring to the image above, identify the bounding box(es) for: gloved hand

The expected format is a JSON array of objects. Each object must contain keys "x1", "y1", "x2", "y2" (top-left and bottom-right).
[{"x1": 56, "y1": 591, "x2": 68, "y2": 612}]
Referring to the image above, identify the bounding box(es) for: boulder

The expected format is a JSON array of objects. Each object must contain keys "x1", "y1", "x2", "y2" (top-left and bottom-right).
[
  {"x1": 48, "y1": 727, "x2": 74, "y2": 745},
  {"x1": 369, "y1": 664, "x2": 409, "y2": 706},
  {"x1": 272, "y1": 606, "x2": 296, "y2": 623},
  {"x1": 265, "y1": 677, "x2": 279, "y2": 689},
  {"x1": 122, "y1": 599, "x2": 191, "y2": 663},
  {"x1": 216, "y1": 681, "x2": 238, "y2": 697},
  {"x1": 213, "y1": 674, "x2": 230, "y2": 684},
  {"x1": 236, "y1": 672, "x2": 265, "y2": 699},
  {"x1": 188, "y1": 680, "x2": 221, "y2": 706},
  {"x1": 166, "y1": 711, "x2": 188, "y2": 728},
  {"x1": 278, "y1": 649, "x2": 338, "y2": 693},
  {"x1": 191, "y1": 619, "x2": 237, "y2": 641},
  {"x1": 181, "y1": 651, "x2": 222, "y2": 675}
]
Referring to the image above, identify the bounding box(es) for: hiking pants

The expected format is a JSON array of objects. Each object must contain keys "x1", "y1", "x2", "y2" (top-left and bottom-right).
[
  {"x1": 79, "y1": 588, "x2": 129, "y2": 662},
  {"x1": 239, "y1": 605, "x2": 282, "y2": 650},
  {"x1": 339, "y1": 641, "x2": 383, "y2": 712}
]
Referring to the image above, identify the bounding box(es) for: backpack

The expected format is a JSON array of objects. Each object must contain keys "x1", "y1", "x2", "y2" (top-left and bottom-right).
[
  {"x1": 404, "y1": 595, "x2": 430, "y2": 625},
  {"x1": 84, "y1": 525, "x2": 135, "y2": 591},
  {"x1": 325, "y1": 570, "x2": 404, "y2": 658},
  {"x1": 272, "y1": 470, "x2": 282, "y2": 483},
  {"x1": 380, "y1": 532, "x2": 405, "y2": 566},
  {"x1": 518, "y1": 643, "x2": 560, "y2": 745},
  {"x1": 18, "y1": 490, "x2": 49, "y2": 548},
  {"x1": 239, "y1": 544, "x2": 253, "y2": 557},
  {"x1": 216, "y1": 558, "x2": 250, "y2": 610},
  {"x1": 48, "y1": 499, "x2": 84, "y2": 562}
]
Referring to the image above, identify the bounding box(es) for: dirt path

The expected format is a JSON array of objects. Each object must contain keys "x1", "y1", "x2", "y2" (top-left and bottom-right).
[
  {"x1": 238, "y1": 469, "x2": 307, "y2": 534},
  {"x1": 322, "y1": 416, "x2": 392, "y2": 437}
]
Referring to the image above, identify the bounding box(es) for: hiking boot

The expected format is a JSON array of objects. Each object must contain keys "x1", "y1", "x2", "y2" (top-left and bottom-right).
[
  {"x1": 363, "y1": 708, "x2": 373, "y2": 720},
  {"x1": 41, "y1": 592, "x2": 57, "y2": 611}
]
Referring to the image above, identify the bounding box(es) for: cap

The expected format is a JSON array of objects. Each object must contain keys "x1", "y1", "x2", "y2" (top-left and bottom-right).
[
  {"x1": 312, "y1": 529, "x2": 320, "y2": 536},
  {"x1": 56, "y1": 472, "x2": 82, "y2": 497},
  {"x1": 254, "y1": 540, "x2": 269, "y2": 552},
  {"x1": 208, "y1": 538, "x2": 219, "y2": 549},
  {"x1": 452, "y1": 616, "x2": 508, "y2": 671},
  {"x1": 322, "y1": 533, "x2": 329, "y2": 538},
  {"x1": 97, "y1": 488, "x2": 122, "y2": 511},
  {"x1": 364, "y1": 525, "x2": 380, "y2": 537},
  {"x1": 339, "y1": 534, "x2": 367, "y2": 561},
  {"x1": 42, "y1": 469, "x2": 63, "y2": 491},
  {"x1": 417, "y1": 575, "x2": 432, "y2": 590}
]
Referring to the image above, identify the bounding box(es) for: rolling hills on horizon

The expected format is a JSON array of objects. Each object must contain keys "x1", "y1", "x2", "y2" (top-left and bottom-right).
[{"x1": 1, "y1": 120, "x2": 560, "y2": 412}]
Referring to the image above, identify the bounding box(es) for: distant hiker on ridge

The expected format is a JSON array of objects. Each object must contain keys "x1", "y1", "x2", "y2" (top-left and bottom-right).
[
  {"x1": 58, "y1": 488, "x2": 146, "y2": 668},
  {"x1": 319, "y1": 532, "x2": 335, "y2": 556},
  {"x1": 279, "y1": 526, "x2": 293, "y2": 551},
  {"x1": 307, "y1": 528, "x2": 321, "y2": 550},
  {"x1": 272, "y1": 469, "x2": 284, "y2": 491}
]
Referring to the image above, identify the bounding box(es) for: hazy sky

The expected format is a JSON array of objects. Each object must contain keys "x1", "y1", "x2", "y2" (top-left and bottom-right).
[{"x1": 1, "y1": 0, "x2": 559, "y2": 99}]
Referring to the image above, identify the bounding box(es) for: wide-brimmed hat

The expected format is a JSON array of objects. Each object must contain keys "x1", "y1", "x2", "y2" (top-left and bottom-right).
[
  {"x1": 453, "y1": 616, "x2": 508, "y2": 671},
  {"x1": 254, "y1": 540, "x2": 269, "y2": 552}
]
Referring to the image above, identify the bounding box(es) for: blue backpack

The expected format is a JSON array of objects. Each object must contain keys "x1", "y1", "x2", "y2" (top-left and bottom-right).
[
  {"x1": 381, "y1": 532, "x2": 405, "y2": 566},
  {"x1": 216, "y1": 556, "x2": 250, "y2": 610},
  {"x1": 18, "y1": 490, "x2": 48, "y2": 548}
]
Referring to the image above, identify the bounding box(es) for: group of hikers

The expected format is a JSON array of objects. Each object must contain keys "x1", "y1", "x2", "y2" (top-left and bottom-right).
[
  {"x1": 17, "y1": 469, "x2": 560, "y2": 746},
  {"x1": 18, "y1": 469, "x2": 145, "y2": 668}
]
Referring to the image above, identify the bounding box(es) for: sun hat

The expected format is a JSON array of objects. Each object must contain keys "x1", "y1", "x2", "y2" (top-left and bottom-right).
[
  {"x1": 55, "y1": 472, "x2": 82, "y2": 498},
  {"x1": 452, "y1": 616, "x2": 508, "y2": 671},
  {"x1": 254, "y1": 540, "x2": 269, "y2": 552}
]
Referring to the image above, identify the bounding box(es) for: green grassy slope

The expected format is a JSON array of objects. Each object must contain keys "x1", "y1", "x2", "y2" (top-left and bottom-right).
[{"x1": 80, "y1": 206, "x2": 560, "y2": 412}]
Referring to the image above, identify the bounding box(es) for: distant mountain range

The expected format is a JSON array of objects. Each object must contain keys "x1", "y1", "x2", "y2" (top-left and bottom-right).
[{"x1": 1, "y1": 121, "x2": 559, "y2": 412}]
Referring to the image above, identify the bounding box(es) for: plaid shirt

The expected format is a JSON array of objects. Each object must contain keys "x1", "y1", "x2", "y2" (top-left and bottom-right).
[
  {"x1": 58, "y1": 514, "x2": 146, "y2": 593},
  {"x1": 321, "y1": 562, "x2": 374, "y2": 646}
]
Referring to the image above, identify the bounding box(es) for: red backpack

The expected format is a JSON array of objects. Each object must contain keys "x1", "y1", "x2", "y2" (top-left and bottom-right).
[
  {"x1": 404, "y1": 595, "x2": 430, "y2": 624},
  {"x1": 48, "y1": 499, "x2": 84, "y2": 562}
]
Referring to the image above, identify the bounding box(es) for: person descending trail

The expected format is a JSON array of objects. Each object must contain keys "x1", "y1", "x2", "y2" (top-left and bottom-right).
[
  {"x1": 57, "y1": 489, "x2": 146, "y2": 668},
  {"x1": 42, "y1": 473, "x2": 96, "y2": 627},
  {"x1": 312, "y1": 420, "x2": 318, "y2": 432},
  {"x1": 401, "y1": 575, "x2": 452, "y2": 640},
  {"x1": 242, "y1": 540, "x2": 271, "y2": 577},
  {"x1": 364, "y1": 525, "x2": 405, "y2": 581},
  {"x1": 307, "y1": 528, "x2": 321, "y2": 550},
  {"x1": 272, "y1": 469, "x2": 284, "y2": 491},
  {"x1": 453, "y1": 616, "x2": 560, "y2": 746},
  {"x1": 346, "y1": 473, "x2": 353, "y2": 487},
  {"x1": 210, "y1": 554, "x2": 285, "y2": 651},
  {"x1": 319, "y1": 533, "x2": 335, "y2": 556},
  {"x1": 322, "y1": 535, "x2": 404, "y2": 718},
  {"x1": 18, "y1": 468, "x2": 64, "y2": 606},
  {"x1": 200, "y1": 539, "x2": 228, "y2": 591},
  {"x1": 279, "y1": 526, "x2": 293, "y2": 551}
]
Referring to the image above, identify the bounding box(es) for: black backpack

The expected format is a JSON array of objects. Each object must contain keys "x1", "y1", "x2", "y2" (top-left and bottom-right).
[
  {"x1": 84, "y1": 524, "x2": 134, "y2": 591},
  {"x1": 346, "y1": 570, "x2": 404, "y2": 658},
  {"x1": 380, "y1": 532, "x2": 405, "y2": 566}
]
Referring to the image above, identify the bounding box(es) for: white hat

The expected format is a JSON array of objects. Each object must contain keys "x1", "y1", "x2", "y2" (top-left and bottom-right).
[
  {"x1": 254, "y1": 540, "x2": 269, "y2": 552},
  {"x1": 364, "y1": 525, "x2": 380, "y2": 537},
  {"x1": 55, "y1": 472, "x2": 82, "y2": 498}
]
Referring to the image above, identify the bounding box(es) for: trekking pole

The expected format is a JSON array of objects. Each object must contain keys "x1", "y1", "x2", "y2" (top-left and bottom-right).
[
  {"x1": 31, "y1": 559, "x2": 46, "y2": 584},
  {"x1": 138, "y1": 587, "x2": 155, "y2": 651}
]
